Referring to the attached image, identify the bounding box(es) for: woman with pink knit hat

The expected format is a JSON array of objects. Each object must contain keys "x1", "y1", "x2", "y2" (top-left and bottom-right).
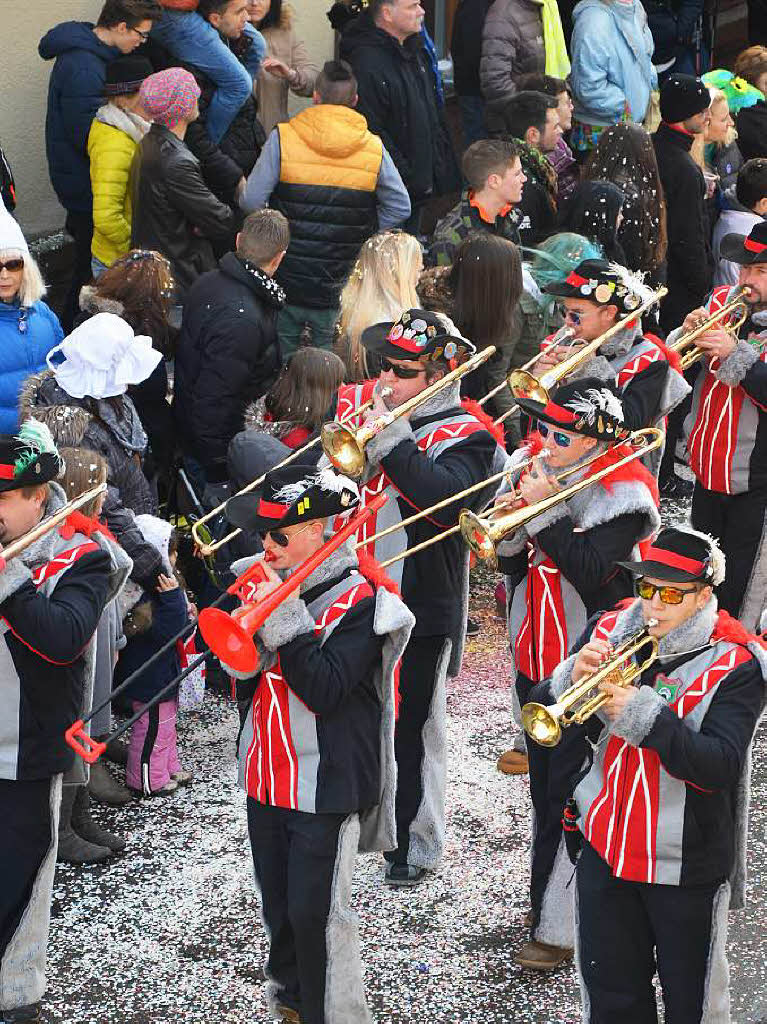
[{"x1": 131, "y1": 67, "x2": 240, "y2": 304}]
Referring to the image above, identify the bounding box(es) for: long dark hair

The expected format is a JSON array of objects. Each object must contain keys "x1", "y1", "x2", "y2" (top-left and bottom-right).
[
  {"x1": 448, "y1": 234, "x2": 523, "y2": 350},
  {"x1": 265, "y1": 348, "x2": 346, "y2": 430},
  {"x1": 256, "y1": 0, "x2": 283, "y2": 30},
  {"x1": 583, "y1": 123, "x2": 668, "y2": 273},
  {"x1": 558, "y1": 180, "x2": 626, "y2": 265},
  {"x1": 93, "y1": 250, "x2": 175, "y2": 358}
]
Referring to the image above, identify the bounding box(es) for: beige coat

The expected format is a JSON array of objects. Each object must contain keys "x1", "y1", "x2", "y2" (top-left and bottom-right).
[{"x1": 256, "y1": 5, "x2": 319, "y2": 135}]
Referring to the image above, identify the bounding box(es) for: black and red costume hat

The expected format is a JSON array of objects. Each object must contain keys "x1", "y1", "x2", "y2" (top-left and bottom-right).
[
  {"x1": 544, "y1": 259, "x2": 648, "y2": 315},
  {"x1": 617, "y1": 527, "x2": 726, "y2": 585},
  {"x1": 517, "y1": 377, "x2": 631, "y2": 442},
  {"x1": 360, "y1": 308, "x2": 476, "y2": 362},
  {"x1": 225, "y1": 464, "x2": 360, "y2": 534},
  {"x1": 0, "y1": 419, "x2": 64, "y2": 493},
  {"x1": 719, "y1": 220, "x2": 767, "y2": 266}
]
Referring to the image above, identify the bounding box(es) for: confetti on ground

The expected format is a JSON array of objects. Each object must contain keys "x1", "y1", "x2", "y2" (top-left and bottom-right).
[{"x1": 44, "y1": 499, "x2": 767, "y2": 1023}]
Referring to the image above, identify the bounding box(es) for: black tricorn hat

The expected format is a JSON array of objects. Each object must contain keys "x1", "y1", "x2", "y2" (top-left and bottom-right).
[
  {"x1": 225, "y1": 464, "x2": 359, "y2": 534},
  {"x1": 616, "y1": 527, "x2": 724, "y2": 584},
  {"x1": 0, "y1": 420, "x2": 64, "y2": 494},
  {"x1": 544, "y1": 259, "x2": 648, "y2": 315},
  {"x1": 361, "y1": 308, "x2": 476, "y2": 362},
  {"x1": 517, "y1": 377, "x2": 631, "y2": 442},
  {"x1": 719, "y1": 220, "x2": 767, "y2": 266}
]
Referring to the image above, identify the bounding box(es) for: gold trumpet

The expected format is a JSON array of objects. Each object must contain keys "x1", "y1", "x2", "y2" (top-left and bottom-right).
[
  {"x1": 191, "y1": 389, "x2": 392, "y2": 557},
  {"x1": 667, "y1": 286, "x2": 751, "y2": 371},
  {"x1": 507, "y1": 288, "x2": 668, "y2": 407},
  {"x1": 520, "y1": 621, "x2": 659, "y2": 746},
  {"x1": 321, "y1": 346, "x2": 497, "y2": 478},
  {"x1": 0, "y1": 483, "x2": 107, "y2": 570},
  {"x1": 459, "y1": 427, "x2": 665, "y2": 570}
]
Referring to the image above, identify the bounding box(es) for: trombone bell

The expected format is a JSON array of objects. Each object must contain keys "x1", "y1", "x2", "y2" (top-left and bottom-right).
[
  {"x1": 508, "y1": 368, "x2": 550, "y2": 405},
  {"x1": 459, "y1": 510, "x2": 498, "y2": 567},
  {"x1": 320, "y1": 422, "x2": 368, "y2": 478}
]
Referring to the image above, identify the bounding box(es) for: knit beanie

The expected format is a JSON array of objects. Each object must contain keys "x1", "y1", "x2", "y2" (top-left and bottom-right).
[
  {"x1": 139, "y1": 68, "x2": 201, "y2": 129},
  {"x1": 0, "y1": 208, "x2": 29, "y2": 256},
  {"x1": 660, "y1": 74, "x2": 711, "y2": 124}
]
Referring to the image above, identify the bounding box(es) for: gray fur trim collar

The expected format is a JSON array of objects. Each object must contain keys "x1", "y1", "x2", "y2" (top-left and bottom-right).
[
  {"x1": 411, "y1": 380, "x2": 463, "y2": 421},
  {"x1": 715, "y1": 339, "x2": 760, "y2": 388},
  {"x1": 610, "y1": 596, "x2": 719, "y2": 659},
  {"x1": 598, "y1": 320, "x2": 643, "y2": 359},
  {"x1": 78, "y1": 286, "x2": 125, "y2": 319}
]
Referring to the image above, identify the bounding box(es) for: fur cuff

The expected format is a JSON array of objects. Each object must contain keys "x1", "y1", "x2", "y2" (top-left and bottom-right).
[
  {"x1": 715, "y1": 339, "x2": 760, "y2": 387},
  {"x1": 0, "y1": 561, "x2": 32, "y2": 605},
  {"x1": 610, "y1": 685, "x2": 666, "y2": 746},
  {"x1": 365, "y1": 416, "x2": 414, "y2": 464},
  {"x1": 550, "y1": 653, "x2": 577, "y2": 699},
  {"x1": 525, "y1": 501, "x2": 568, "y2": 537},
  {"x1": 258, "y1": 599, "x2": 315, "y2": 651}
]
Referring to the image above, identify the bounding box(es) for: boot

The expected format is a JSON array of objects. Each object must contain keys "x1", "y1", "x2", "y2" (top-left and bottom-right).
[
  {"x1": 101, "y1": 735, "x2": 128, "y2": 766},
  {"x1": 57, "y1": 786, "x2": 111, "y2": 864},
  {"x1": 514, "y1": 940, "x2": 573, "y2": 971},
  {"x1": 497, "y1": 749, "x2": 529, "y2": 775},
  {"x1": 88, "y1": 759, "x2": 131, "y2": 807},
  {"x1": 2, "y1": 1004, "x2": 42, "y2": 1022},
  {"x1": 71, "y1": 786, "x2": 126, "y2": 853}
]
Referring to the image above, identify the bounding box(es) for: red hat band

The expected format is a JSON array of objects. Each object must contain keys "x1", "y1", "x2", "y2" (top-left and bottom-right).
[
  {"x1": 643, "y1": 545, "x2": 706, "y2": 575},
  {"x1": 541, "y1": 401, "x2": 578, "y2": 424},
  {"x1": 257, "y1": 499, "x2": 290, "y2": 520},
  {"x1": 565, "y1": 272, "x2": 589, "y2": 288},
  {"x1": 0, "y1": 464, "x2": 15, "y2": 480},
  {"x1": 744, "y1": 237, "x2": 767, "y2": 254}
]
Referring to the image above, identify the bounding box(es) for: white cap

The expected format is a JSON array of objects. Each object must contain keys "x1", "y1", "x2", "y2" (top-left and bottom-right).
[{"x1": 0, "y1": 208, "x2": 29, "y2": 256}]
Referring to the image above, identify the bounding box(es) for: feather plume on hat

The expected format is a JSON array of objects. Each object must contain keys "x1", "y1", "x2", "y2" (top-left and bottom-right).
[
  {"x1": 680, "y1": 526, "x2": 727, "y2": 586},
  {"x1": 567, "y1": 387, "x2": 625, "y2": 426},
  {"x1": 608, "y1": 262, "x2": 655, "y2": 308}
]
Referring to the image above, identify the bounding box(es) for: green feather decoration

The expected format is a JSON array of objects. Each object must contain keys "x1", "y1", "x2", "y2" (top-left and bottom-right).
[{"x1": 13, "y1": 418, "x2": 59, "y2": 478}]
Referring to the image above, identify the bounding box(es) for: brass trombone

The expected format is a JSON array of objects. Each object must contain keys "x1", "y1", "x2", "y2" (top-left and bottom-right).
[
  {"x1": 459, "y1": 426, "x2": 665, "y2": 570},
  {"x1": 321, "y1": 346, "x2": 497, "y2": 478},
  {"x1": 191, "y1": 390, "x2": 392, "y2": 557},
  {"x1": 478, "y1": 330, "x2": 575, "y2": 410},
  {"x1": 667, "y1": 286, "x2": 751, "y2": 371},
  {"x1": 520, "y1": 621, "x2": 659, "y2": 746},
  {"x1": 0, "y1": 483, "x2": 107, "y2": 570},
  {"x1": 506, "y1": 287, "x2": 668, "y2": 408}
]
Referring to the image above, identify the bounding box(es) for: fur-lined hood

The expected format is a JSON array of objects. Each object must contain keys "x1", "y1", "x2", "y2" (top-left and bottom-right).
[
  {"x1": 18, "y1": 369, "x2": 92, "y2": 447},
  {"x1": 78, "y1": 285, "x2": 125, "y2": 320}
]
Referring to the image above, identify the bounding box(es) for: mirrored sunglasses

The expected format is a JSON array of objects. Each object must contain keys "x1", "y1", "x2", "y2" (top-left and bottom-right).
[
  {"x1": 537, "y1": 421, "x2": 572, "y2": 448},
  {"x1": 635, "y1": 579, "x2": 699, "y2": 605}
]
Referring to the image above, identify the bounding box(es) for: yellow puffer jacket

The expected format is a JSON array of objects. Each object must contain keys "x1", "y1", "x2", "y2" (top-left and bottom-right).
[{"x1": 88, "y1": 106, "x2": 150, "y2": 267}]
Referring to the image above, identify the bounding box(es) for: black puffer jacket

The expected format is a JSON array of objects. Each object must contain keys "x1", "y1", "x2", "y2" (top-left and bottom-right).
[
  {"x1": 480, "y1": 0, "x2": 546, "y2": 104},
  {"x1": 340, "y1": 12, "x2": 459, "y2": 202},
  {"x1": 131, "y1": 124, "x2": 239, "y2": 302},
  {"x1": 736, "y1": 101, "x2": 767, "y2": 163},
  {"x1": 173, "y1": 252, "x2": 284, "y2": 479}
]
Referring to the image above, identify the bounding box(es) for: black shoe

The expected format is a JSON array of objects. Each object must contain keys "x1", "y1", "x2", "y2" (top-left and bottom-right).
[
  {"x1": 384, "y1": 862, "x2": 429, "y2": 887},
  {"x1": 72, "y1": 787, "x2": 126, "y2": 853},
  {"x1": 57, "y1": 786, "x2": 112, "y2": 865},
  {"x1": 465, "y1": 617, "x2": 480, "y2": 637},
  {"x1": 660, "y1": 475, "x2": 694, "y2": 499},
  {"x1": 2, "y1": 1004, "x2": 42, "y2": 1023},
  {"x1": 88, "y1": 760, "x2": 132, "y2": 807}
]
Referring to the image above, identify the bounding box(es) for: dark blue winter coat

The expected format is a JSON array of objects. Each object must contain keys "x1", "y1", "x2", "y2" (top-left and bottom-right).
[
  {"x1": 38, "y1": 22, "x2": 120, "y2": 214},
  {"x1": 115, "y1": 588, "x2": 189, "y2": 704},
  {"x1": 0, "y1": 300, "x2": 62, "y2": 433}
]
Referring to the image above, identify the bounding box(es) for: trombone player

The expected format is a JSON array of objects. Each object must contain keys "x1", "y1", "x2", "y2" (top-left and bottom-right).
[
  {"x1": 673, "y1": 221, "x2": 767, "y2": 631},
  {"x1": 539, "y1": 527, "x2": 766, "y2": 1022},
  {"x1": 495, "y1": 379, "x2": 660, "y2": 970},
  {"x1": 327, "y1": 309, "x2": 504, "y2": 887}
]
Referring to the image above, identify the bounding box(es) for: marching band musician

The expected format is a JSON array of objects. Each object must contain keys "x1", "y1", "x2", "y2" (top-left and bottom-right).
[
  {"x1": 219, "y1": 465, "x2": 413, "y2": 1024},
  {"x1": 0, "y1": 421, "x2": 130, "y2": 1024},
  {"x1": 536, "y1": 259, "x2": 690, "y2": 445},
  {"x1": 328, "y1": 309, "x2": 505, "y2": 888},
  {"x1": 542, "y1": 528, "x2": 766, "y2": 1022},
  {"x1": 496, "y1": 379, "x2": 660, "y2": 971},
  {"x1": 673, "y1": 221, "x2": 767, "y2": 631}
]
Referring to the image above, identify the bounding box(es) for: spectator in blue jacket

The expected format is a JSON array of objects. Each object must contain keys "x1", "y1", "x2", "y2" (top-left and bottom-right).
[
  {"x1": 0, "y1": 211, "x2": 62, "y2": 434},
  {"x1": 38, "y1": 0, "x2": 162, "y2": 332}
]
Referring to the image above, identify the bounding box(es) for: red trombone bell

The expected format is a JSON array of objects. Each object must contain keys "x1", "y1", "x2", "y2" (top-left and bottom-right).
[{"x1": 198, "y1": 491, "x2": 388, "y2": 675}]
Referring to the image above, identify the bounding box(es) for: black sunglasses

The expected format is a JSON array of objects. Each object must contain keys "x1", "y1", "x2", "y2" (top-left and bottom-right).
[
  {"x1": 0, "y1": 258, "x2": 24, "y2": 273},
  {"x1": 258, "y1": 523, "x2": 311, "y2": 548},
  {"x1": 380, "y1": 357, "x2": 425, "y2": 380}
]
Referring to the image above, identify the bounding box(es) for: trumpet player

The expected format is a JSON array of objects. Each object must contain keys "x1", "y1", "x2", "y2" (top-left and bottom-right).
[
  {"x1": 545, "y1": 528, "x2": 766, "y2": 1023},
  {"x1": 497, "y1": 379, "x2": 660, "y2": 970},
  {"x1": 219, "y1": 465, "x2": 414, "y2": 1024},
  {"x1": 334, "y1": 309, "x2": 504, "y2": 887},
  {"x1": 675, "y1": 221, "x2": 767, "y2": 631},
  {"x1": 537, "y1": 259, "x2": 689, "y2": 440}
]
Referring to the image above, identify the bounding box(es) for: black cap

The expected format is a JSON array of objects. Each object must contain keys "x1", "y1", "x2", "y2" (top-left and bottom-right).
[
  {"x1": 616, "y1": 527, "x2": 723, "y2": 584},
  {"x1": 543, "y1": 259, "x2": 648, "y2": 315},
  {"x1": 517, "y1": 377, "x2": 630, "y2": 442},
  {"x1": 0, "y1": 420, "x2": 63, "y2": 493},
  {"x1": 719, "y1": 220, "x2": 767, "y2": 266},
  {"x1": 104, "y1": 56, "x2": 154, "y2": 96},
  {"x1": 660, "y1": 74, "x2": 711, "y2": 124},
  {"x1": 361, "y1": 309, "x2": 476, "y2": 363},
  {"x1": 225, "y1": 465, "x2": 359, "y2": 534}
]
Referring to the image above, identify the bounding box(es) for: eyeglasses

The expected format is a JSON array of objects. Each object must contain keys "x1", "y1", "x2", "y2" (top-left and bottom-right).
[
  {"x1": 0, "y1": 258, "x2": 24, "y2": 273},
  {"x1": 380, "y1": 357, "x2": 426, "y2": 380},
  {"x1": 537, "y1": 421, "x2": 572, "y2": 448},
  {"x1": 635, "y1": 579, "x2": 700, "y2": 605},
  {"x1": 556, "y1": 306, "x2": 583, "y2": 326},
  {"x1": 132, "y1": 26, "x2": 151, "y2": 41},
  {"x1": 258, "y1": 523, "x2": 311, "y2": 548}
]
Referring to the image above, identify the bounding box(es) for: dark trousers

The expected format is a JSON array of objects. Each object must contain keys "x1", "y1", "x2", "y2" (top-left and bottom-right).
[
  {"x1": 247, "y1": 799, "x2": 346, "y2": 1024},
  {"x1": 385, "y1": 634, "x2": 447, "y2": 866},
  {"x1": 62, "y1": 211, "x2": 94, "y2": 333},
  {"x1": 577, "y1": 841, "x2": 723, "y2": 1023},
  {"x1": 691, "y1": 483, "x2": 767, "y2": 625}
]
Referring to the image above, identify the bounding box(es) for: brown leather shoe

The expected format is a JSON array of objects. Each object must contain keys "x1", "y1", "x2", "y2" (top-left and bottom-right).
[
  {"x1": 276, "y1": 1006, "x2": 301, "y2": 1023},
  {"x1": 497, "y1": 749, "x2": 529, "y2": 775},
  {"x1": 514, "y1": 940, "x2": 573, "y2": 971}
]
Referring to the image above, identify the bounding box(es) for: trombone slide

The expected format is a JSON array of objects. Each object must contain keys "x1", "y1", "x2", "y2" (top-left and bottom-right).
[{"x1": 0, "y1": 483, "x2": 108, "y2": 571}]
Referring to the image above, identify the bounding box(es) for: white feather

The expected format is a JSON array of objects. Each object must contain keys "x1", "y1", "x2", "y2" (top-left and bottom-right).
[
  {"x1": 567, "y1": 388, "x2": 625, "y2": 425},
  {"x1": 607, "y1": 262, "x2": 655, "y2": 307},
  {"x1": 271, "y1": 479, "x2": 312, "y2": 505},
  {"x1": 679, "y1": 525, "x2": 727, "y2": 586},
  {"x1": 271, "y1": 469, "x2": 360, "y2": 507}
]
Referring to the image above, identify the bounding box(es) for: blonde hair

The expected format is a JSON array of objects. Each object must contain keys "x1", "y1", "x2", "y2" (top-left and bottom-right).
[
  {"x1": 691, "y1": 88, "x2": 735, "y2": 171},
  {"x1": 57, "y1": 447, "x2": 109, "y2": 517},
  {"x1": 337, "y1": 231, "x2": 423, "y2": 381},
  {"x1": 0, "y1": 248, "x2": 47, "y2": 307}
]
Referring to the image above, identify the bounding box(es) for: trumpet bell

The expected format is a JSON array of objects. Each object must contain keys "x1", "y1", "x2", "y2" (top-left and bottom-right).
[
  {"x1": 199, "y1": 604, "x2": 261, "y2": 674},
  {"x1": 459, "y1": 510, "x2": 498, "y2": 568},
  {"x1": 508, "y1": 368, "x2": 550, "y2": 405},
  {"x1": 520, "y1": 702, "x2": 562, "y2": 747},
  {"x1": 320, "y1": 422, "x2": 367, "y2": 478}
]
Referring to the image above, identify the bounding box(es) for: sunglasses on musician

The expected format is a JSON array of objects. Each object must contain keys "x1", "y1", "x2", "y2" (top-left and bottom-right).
[
  {"x1": 555, "y1": 305, "x2": 583, "y2": 326},
  {"x1": 635, "y1": 579, "x2": 700, "y2": 605},
  {"x1": 258, "y1": 524, "x2": 311, "y2": 548},
  {"x1": 536, "y1": 421, "x2": 572, "y2": 447},
  {"x1": 380, "y1": 357, "x2": 426, "y2": 379}
]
